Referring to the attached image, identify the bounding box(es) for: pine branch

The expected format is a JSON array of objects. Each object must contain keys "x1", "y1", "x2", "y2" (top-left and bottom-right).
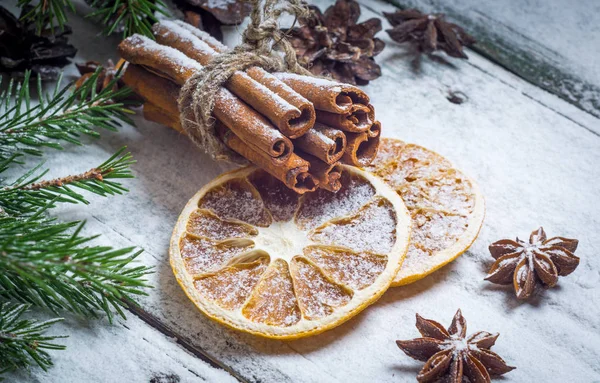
[
  {"x1": 89, "y1": 0, "x2": 170, "y2": 38},
  {"x1": 0, "y1": 69, "x2": 135, "y2": 162},
  {"x1": 0, "y1": 66, "x2": 150, "y2": 376},
  {"x1": 0, "y1": 212, "x2": 152, "y2": 321},
  {"x1": 17, "y1": 0, "x2": 168, "y2": 38},
  {"x1": 17, "y1": 0, "x2": 75, "y2": 34},
  {"x1": 0, "y1": 148, "x2": 135, "y2": 216},
  {"x1": 0, "y1": 302, "x2": 66, "y2": 375},
  {"x1": 0, "y1": 148, "x2": 150, "y2": 320}
]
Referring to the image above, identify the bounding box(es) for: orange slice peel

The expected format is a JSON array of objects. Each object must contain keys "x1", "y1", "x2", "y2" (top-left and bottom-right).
[
  {"x1": 365, "y1": 138, "x2": 485, "y2": 286},
  {"x1": 170, "y1": 166, "x2": 411, "y2": 339}
]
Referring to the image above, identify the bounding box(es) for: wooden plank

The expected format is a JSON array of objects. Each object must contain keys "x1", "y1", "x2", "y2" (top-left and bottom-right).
[
  {"x1": 7, "y1": 0, "x2": 600, "y2": 381},
  {"x1": 3, "y1": 307, "x2": 237, "y2": 382},
  {"x1": 381, "y1": 0, "x2": 600, "y2": 118}
]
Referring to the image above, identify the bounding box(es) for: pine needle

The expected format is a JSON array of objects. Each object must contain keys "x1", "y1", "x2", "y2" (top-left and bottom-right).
[
  {"x1": 0, "y1": 69, "x2": 134, "y2": 162},
  {"x1": 87, "y1": 0, "x2": 169, "y2": 38},
  {"x1": 0, "y1": 67, "x2": 152, "y2": 378},
  {"x1": 0, "y1": 302, "x2": 66, "y2": 375}
]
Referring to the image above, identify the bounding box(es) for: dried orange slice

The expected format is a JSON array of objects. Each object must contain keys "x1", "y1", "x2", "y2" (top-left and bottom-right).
[
  {"x1": 365, "y1": 138, "x2": 485, "y2": 286},
  {"x1": 170, "y1": 166, "x2": 411, "y2": 339}
]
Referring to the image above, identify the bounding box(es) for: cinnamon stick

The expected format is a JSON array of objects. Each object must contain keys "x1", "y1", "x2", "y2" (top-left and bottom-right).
[
  {"x1": 172, "y1": 20, "x2": 227, "y2": 52},
  {"x1": 123, "y1": 64, "x2": 179, "y2": 115},
  {"x1": 273, "y1": 73, "x2": 370, "y2": 114},
  {"x1": 315, "y1": 103, "x2": 374, "y2": 133},
  {"x1": 118, "y1": 36, "x2": 294, "y2": 162},
  {"x1": 143, "y1": 102, "x2": 183, "y2": 132},
  {"x1": 368, "y1": 120, "x2": 381, "y2": 138},
  {"x1": 118, "y1": 35, "x2": 202, "y2": 85},
  {"x1": 216, "y1": 123, "x2": 318, "y2": 194},
  {"x1": 293, "y1": 123, "x2": 346, "y2": 164},
  {"x1": 152, "y1": 21, "x2": 315, "y2": 139},
  {"x1": 176, "y1": 23, "x2": 365, "y2": 119},
  {"x1": 245, "y1": 67, "x2": 315, "y2": 138},
  {"x1": 299, "y1": 152, "x2": 343, "y2": 192},
  {"x1": 342, "y1": 132, "x2": 380, "y2": 168}
]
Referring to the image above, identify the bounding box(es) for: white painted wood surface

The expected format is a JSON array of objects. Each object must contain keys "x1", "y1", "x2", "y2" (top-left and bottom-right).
[
  {"x1": 381, "y1": 0, "x2": 600, "y2": 119},
  {"x1": 4, "y1": 0, "x2": 600, "y2": 381}
]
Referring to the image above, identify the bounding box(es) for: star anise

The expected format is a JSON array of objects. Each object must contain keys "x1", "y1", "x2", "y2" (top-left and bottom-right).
[
  {"x1": 174, "y1": 0, "x2": 252, "y2": 41},
  {"x1": 485, "y1": 227, "x2": 580, "y2": 299},
  {"x1": 397, "y1": 310, "x2": 515, "y2": 383},
  {"x1": 383, "y1": 9, "x2": 475, "y2": 59},
  {"x1": 0, "y1": 5, "x2": 76, "y2": 80},
  {"x1": 285, "y1": 0, "x2": 385, "y2": 85}
]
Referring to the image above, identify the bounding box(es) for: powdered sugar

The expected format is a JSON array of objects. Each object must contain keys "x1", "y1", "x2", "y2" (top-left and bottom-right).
[
  {"x1": 374, "y1": 144, "x2": 452, "y2": 190},
  {"x1": 180, "y1": 236, "x2": 254, "y2": 274},
  {"x1": 128, "y1": 34, "x2": 203, "y2": 74},
  {"x1": 254, "y1": 221, "x2": 311, "y2": 263},
  {"x1": 159, "y1": 20, "x2": 217, "y2": 58},
  {"x1": 364, "y1": 138, "x2": 406, "y2": 172},
  {"x1": 249, "y1": 170, "x2": 300, "y2": 222},
  {"x1": 274, "y1": 72, "x2": 343, "y2": 92},
  {"x1": 194, "y1": 261, "x2": 267, "y2": 309},
  {"x1": 173, "y1": 20, "x2": 227, "y2": 52},
  {"x1": 290, "y1": 257, "x2": 352, "y2": 320},
  {"x1": 236, "y1": 71, "x2": 296, "y2": 112},
  {"x1": 198, "y1": 179, "x2": 272, "y2": 227},
  {"x1": 312, "y1": 124, "x2": 337, "y2": 145},
  {"x1": 187, "y1": 209, "x2": 257, "y2": 240},
  {"x1": 311, "y1": 198, "x2": 397, "y2": 255},
  {"x1": 399, "y1": 170, "x2": 475, "y2": 215},
  {"x1": 398, "y1": 211, "x2": 470, "y2": 276},
  {"x1": 216, "y1": 89, "x2": 284, "y2": 141},
  {"x1": 295, "y1": 172, "x2": 376, "y2": 230},
  {"x1": 304, "y1": 246, "x2": 387, "y2": 290},
  {"x1": 241, "y1": 260, "x2": 301, "y2": 326},
  {"x1": 410, "y1": 210, "x2": 469, "y2": 253}
]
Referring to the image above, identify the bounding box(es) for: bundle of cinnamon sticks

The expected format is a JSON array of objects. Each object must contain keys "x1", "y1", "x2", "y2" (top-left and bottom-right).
[{"x1": 117, "y1": 20, "x2": 381, "y2": 193}]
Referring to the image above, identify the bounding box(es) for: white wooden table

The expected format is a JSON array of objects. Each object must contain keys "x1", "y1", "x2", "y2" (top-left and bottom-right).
[{"x1": 6, "y1": 0, "x2": 600, "y2": 381}]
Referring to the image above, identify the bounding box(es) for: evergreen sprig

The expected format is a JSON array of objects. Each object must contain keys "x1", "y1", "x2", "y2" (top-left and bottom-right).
[
  {"x1": 18, "y1": 0, "x2": 168, "y2": 38},
  {"x1": 0, "y1": 302, "x2": 66, "y2": 375},
  {"x1": 0, "y1": 69, "x2": 151, "y2": 376},
  {"x1": 1, "y1": 148, "x2": 135, "y2": 216},
  {"x1": 0, "y1": 212, "x2": 152, "y2": 321},
  {"x1": 87, "y1": 0, "x2": 169, "y2": 38},
  {"x1": 17, "y1": 0, "x2": 75, "y2": 34},
  {"x1": 0, "y1": 69, "x2": 134, "y2": 162}
]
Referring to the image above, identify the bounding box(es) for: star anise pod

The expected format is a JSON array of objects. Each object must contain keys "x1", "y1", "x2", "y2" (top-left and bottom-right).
[
  {"x1": 485, "y1": 227, "x2": 580, "y2": 299},
  {"x1": 397, "y1": 310, "x2": 515, "y2": 383},
  {"x1": 383, "y1": 9, "x2": 475, "y2": 59},
  {"x1": 285, "y1": 0, "x2": 385, "y2": 85},
  {"x1": 0, "y1": 6, "x2": 76, "y2": 80},
  {"x1": 174, "y1": 0, "x2": 252, "y2": 41}
]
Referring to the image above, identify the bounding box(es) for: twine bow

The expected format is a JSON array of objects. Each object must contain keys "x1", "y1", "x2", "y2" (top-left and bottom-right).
[{"x1": 178, "y1": 0, "x2": 312, "y2": 163}]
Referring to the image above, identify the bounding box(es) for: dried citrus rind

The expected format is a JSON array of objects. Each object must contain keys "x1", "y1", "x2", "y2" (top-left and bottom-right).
[
  {"x1": 170, "y1": 166, "x2": 411, "y2": 339},
  {"x1": 366, "y1": 138, "x2": 485, "y2": 286}
]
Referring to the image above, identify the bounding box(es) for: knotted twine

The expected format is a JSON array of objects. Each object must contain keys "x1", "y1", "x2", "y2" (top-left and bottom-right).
[{"x1": 178, "y1": 0, "x2": 313, "y2": 163}]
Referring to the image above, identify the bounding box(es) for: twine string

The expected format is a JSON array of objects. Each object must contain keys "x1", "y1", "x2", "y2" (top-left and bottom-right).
[{"x1": 178, "y1": 0, "x2": 311, "y2": 162}]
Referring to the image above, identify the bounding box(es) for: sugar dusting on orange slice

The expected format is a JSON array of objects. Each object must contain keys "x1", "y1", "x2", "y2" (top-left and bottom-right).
[
  {"x1": 170, "y1": 166, "x2": 411, "y2": 339},
  {"x1": 365, "y1": 138, "x2": 485, "y2": 286}
]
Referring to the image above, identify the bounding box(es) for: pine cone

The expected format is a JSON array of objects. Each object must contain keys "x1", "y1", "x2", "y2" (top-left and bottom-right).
[
  {"x1": 285, "y1": 0, "x2": 385, "y2": 85},
  {"x1": 0, "y1": 6, "x2": 76, "y2": 80}
]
